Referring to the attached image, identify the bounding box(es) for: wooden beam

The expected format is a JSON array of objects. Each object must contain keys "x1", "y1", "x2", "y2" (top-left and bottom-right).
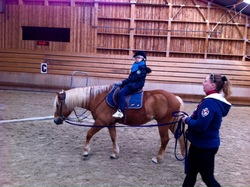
[
  {"x1": 171, "y1": 0, "x2": 189, "y2": 20},
  {"x1": 192, "y1": 0, "x2": 206, "y2": 21},
  {"x1": 93, "y1": 2, "x2": 98, "y2": 54},
  {"x1": 166, "y1": 2, "x2": 172, "y2": 57},
  {"x1": 204, "y1": 1, "x2": 211, "y2": 59},
  {"x1": 242, "y1": 16, "x2": 248, "y2": 61},
  {"x1": 129, "y1": 0, "x2": 136, "y2": 56}
]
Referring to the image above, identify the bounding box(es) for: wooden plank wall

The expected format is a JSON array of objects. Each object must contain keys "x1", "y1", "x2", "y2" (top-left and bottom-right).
[
  {"x1": 0, "y1": 4, "x2": 94, "y2": 53},
  {"x1": 1, "y1": 48, "x2": 249, "y2": 87},
  {"x1": 0, "y1": 48, "x2": 249, "y2": 105},
  {"x1": 0, "y1": 0, "x2": 250, "y2": 60},
  {"x1": 0, "y1": 0, "x2": 250, "y2": 105}
]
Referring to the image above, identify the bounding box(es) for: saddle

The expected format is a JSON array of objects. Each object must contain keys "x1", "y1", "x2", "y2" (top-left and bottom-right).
[{"x1": 106, "y1": 85, "x2": 143, "y2": 109}]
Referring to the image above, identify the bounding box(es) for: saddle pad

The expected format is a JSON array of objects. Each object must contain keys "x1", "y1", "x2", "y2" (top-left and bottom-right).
[
  {"x1": 106, "y1": 86, "x2": 143, "y2": 109},
  {"x1": 106, "y1": 86, "x2": 120, "y2": 108},
  {"x1": 125, "y1": 92, "x2": 143, "y2": 109}
]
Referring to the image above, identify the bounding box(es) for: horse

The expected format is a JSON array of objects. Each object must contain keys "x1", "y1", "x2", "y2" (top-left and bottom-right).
[{"x1": 53, "y1": 85, "x2": 186, "y2": 163}]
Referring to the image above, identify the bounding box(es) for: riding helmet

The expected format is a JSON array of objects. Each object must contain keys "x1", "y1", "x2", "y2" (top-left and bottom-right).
[{"x1": 133, "y1": 51, "x2": 147, "y2": 60}]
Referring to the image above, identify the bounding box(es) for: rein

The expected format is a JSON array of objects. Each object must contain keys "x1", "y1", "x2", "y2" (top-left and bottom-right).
[
  {"x1": 58, "y1": 91, "x2": 67, "y2": 121},
  {"x1": 65, "y1": 111, "x2": 187, "y2": 128},
  {"x1": 72, "y1": 109, "x2": 89, "y2": 121},
  {"x1": 172, "y1": 111, "x2": 189, "y2": 174},
  {"x1": 64, "y1": 118, "x2": 178, "y2": 128}
]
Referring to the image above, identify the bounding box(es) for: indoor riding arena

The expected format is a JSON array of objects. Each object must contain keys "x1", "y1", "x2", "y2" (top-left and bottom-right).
[{"x1": 0, "y1": 0, "x2": 250, "y2": 186}]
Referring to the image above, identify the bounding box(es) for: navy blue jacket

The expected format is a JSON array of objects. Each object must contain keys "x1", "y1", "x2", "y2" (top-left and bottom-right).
[
  {"x1": 121, "y1": 61, "x2": 151, "y2": 92},
  {"x1": 185, "y1": 93, "x2": 231, "y2": 148}
]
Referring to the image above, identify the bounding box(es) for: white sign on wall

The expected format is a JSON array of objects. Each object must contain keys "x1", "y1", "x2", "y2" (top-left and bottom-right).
[{"x1": 41, "y1": 63, "x2": 47, "y2": 74}]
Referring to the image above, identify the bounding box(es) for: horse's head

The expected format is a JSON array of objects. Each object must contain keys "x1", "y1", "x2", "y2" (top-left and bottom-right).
[
  {"x1": 53, "y1": 90, "x2": 71, "y2": 125},
  {"x1": 53, "y1": 85, "x2": 111, "y2": 125}
]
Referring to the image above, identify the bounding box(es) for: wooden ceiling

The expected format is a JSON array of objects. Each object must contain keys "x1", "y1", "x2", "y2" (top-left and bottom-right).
[{"x1": 201, "y1": 0, "x2": 250, "y2": 16}]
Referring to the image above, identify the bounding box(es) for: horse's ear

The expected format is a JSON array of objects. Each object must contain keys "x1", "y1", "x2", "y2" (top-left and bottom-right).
[
  {"x1": 55, "y1": 91, "x2": 60, "y2": 96},
  {"x1": 55, "y1": 90, "x2": 63, "y2": 98},
  {"x1": 57, "y1": 90, "x2": 66, "y2": 100},
  {"x1": 55, "y1": 90, "x2": 64, "y2": 94}
]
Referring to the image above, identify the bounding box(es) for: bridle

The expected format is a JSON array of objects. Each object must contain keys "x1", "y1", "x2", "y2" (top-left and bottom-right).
[
  {"x1": 57, "y1": 91, "x2": 67, "y2": 120},
  {"x1": 56, "y1": 88, "x2": 106, "y2": 122}
]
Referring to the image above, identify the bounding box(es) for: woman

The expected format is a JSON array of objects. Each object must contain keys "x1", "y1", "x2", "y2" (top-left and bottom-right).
[
  {"x1": 182, "y1": 73, "x2": 232, "y2": 187},
  {"x1": 112, "y1": 51, "x2": 151, "y2": 118}
]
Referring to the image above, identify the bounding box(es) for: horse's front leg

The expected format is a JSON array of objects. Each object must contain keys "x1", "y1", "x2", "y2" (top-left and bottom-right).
[
  {"x1": 108, "y1": 125, "x2": 119, "y2": 159},
  {"x1": 152, "y1": 126, "x2": 170, "y2": 164},
  {"x1": 83, "y1": 124, "x2": 102, "y2": 158}
]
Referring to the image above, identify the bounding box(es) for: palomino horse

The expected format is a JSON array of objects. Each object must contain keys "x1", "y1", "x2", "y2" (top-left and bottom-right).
[{"x1": 53, "y1": 85, "x2": 185, "y2": 163}]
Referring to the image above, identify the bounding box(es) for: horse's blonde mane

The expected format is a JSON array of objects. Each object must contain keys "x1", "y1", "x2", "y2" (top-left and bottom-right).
[{"x1": 65, "y1": 85, "x2": 111, "y2": 110}]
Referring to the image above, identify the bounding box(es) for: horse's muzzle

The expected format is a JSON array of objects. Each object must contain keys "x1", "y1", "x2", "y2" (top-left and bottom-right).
[{"x1": 54, "y1": 117, "x2": 63, "y2": 125}]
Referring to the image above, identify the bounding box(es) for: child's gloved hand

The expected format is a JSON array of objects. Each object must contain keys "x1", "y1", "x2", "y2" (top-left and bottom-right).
[{"x1": 115, "y1": 81, "x2": 122, "y2": 86}]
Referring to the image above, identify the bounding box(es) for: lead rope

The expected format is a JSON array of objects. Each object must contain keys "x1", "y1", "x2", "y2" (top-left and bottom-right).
[{"x1": 172, "y1": 111, "x2": 189, "y2": 174}]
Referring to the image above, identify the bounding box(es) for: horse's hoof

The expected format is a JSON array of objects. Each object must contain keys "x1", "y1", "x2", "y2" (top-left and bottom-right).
[
  {"x1": 82, "y1": 151, "x2": 89, "y2": 160},
  {"x1": 151, "y1": 157, "x2": 158, "y2": 164},
  {"x1": 82, "y1": 155, "x2": 89, "y2": 160},
  {"x1": 110, "y1": 153, "x2": 117, "y2": 159}
]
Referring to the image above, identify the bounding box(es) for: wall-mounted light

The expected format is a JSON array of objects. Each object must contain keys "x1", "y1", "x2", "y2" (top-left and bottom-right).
[{"x1": 243, "y1": 0, "x2": 250, "y2": 4}]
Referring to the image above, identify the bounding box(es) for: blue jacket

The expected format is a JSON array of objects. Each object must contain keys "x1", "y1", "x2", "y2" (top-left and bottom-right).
[
  {"x1": 121, "y1": 61, "x2": 151, "y2": 92},
  {"x1": 185, "y1": 93, "x2": 231, "y2": 148}
]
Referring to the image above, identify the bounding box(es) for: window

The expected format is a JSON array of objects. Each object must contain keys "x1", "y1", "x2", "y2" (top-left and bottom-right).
[
  {"x1": 0, "y1": 0, "x2": 5, "y2": 13},
  {"x1": 22, "y1": 26, "x2": 70, "y2": 42}
]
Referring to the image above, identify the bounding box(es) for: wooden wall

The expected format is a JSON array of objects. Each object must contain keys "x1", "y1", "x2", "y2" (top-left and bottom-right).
[
  {"x1": 0, "y1": 0, "x2": 250, "y2": 105},
  {"x1": 0, "y1": 0, "x2": 250, "y2": 60},
  {"x1": 0, "y1": 48, "x2": 249, "y2": 105}
]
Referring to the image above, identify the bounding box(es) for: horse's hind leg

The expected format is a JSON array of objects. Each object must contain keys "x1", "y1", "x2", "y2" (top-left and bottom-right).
[
  {"x1": 108, "y1": 125, "x2": 119, "y2": 159},
  {"x1": 152, "y1": 126, "x2": 170, "y2": 164}
]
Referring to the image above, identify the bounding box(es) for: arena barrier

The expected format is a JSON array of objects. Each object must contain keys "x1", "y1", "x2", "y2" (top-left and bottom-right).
[{"x1": 0, "y1": 116, "x2": 54, "y2": 124}]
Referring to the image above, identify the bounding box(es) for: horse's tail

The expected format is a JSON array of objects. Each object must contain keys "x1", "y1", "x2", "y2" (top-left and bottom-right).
[
  {"x1": 176, "y1": 96, "x2": 184, "y2": 112},
  {"x1": 171, "y1": 95, "x2": 185, "y2": 134},
  {"x1": 174, "y1": 95, "x2": 187, "y2": 157}
]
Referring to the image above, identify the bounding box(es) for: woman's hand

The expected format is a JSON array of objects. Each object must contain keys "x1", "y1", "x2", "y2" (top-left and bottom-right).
[{"x1": 182, "y1": 115, "x2": 189, "y2": 123}]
